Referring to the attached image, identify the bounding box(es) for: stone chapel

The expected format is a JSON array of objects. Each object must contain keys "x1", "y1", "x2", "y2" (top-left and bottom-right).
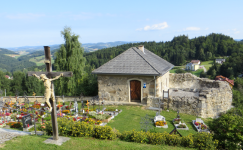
[{"x1": 92, "y1": 45, "x2": 174, "y2": 103}]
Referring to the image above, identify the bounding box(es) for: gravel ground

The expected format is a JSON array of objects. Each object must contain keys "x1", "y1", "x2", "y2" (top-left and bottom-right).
[{"x1": 0, "y1": 128, "x2": 30, "y2": 144}]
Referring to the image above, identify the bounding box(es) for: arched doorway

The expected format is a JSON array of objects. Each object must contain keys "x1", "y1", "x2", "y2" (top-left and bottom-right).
[{"x1": 130, "y1": 80, "x2": 141, "y2": 102}]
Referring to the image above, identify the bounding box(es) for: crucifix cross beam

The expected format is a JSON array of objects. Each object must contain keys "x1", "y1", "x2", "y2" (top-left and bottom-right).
[{"x1": 155, "y1": 98, "x2": 164, "y2": 113}]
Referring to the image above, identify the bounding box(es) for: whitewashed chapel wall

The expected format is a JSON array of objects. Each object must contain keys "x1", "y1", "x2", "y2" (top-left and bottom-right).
[{"x1": 155, "y1": 71, "x2": 170, "y2": 97}]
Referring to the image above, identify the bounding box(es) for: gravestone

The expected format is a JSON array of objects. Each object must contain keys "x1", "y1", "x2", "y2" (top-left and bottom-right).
[
  {"x1": 73, "y1": 98, "x2": 78, "y2": 114},
  {"x1": 22, "y1": 114, "x2": 32, "y2": 128}
]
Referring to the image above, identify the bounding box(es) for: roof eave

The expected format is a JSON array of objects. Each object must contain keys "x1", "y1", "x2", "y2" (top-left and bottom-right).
[{"x1": 91, "y1": 72, "x2": 160, "y2": 76}]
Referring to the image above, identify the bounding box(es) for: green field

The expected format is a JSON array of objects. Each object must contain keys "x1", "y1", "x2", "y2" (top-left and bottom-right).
[
  {"x1": 29, "y1": 55, "x2": 54, "y2": 66},
  {"x1": 169, "y1": 68, "x2": 204, "y2": 77},
  {"x1": 0, "y1": 135, "x2": 195, "y2": 150},
  {"x1": 200, "y1": 60, "x2": 213, "y2": 71}
]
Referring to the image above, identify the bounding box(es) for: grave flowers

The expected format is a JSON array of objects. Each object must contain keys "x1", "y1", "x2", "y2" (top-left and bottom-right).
[
  {"x1": 62, "y1": 110, "x2": 70, "y2": 114},
  {"x1": 96, "y1": 120, "x2": 102, "y2": 125},
  {"x1": 155, "y1": 121, "x2": 167, "y2": 126}
]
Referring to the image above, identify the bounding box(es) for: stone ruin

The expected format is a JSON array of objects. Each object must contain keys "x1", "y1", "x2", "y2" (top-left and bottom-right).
[{"x1": 148, "y1": 73, "x2": 232, "y2": 118}]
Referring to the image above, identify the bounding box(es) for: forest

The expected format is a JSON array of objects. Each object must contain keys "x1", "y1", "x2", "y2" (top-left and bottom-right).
[{"x1": 0, "y1": 33, "x2": 243, "y2": 108}]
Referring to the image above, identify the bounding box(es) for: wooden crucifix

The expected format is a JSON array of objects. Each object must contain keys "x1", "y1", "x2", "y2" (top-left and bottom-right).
[{"x1": 28, "y1": 46, "x2": 73, "y2": 140}]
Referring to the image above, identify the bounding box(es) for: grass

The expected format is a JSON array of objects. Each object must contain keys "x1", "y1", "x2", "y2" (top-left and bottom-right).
[
  {"x1": 83, "y1": 105, "x2": 211, "y2": 137},
  {"x1": 169, "y1": 69, "x2": 204, "y2": 77},
  {"x1": 29, "y1": 55, "x2": 54, "y2": 66},
  {"x1": 191, "y1": 69, "x2": 204, "y2": 77},
  {"x1": 200, "y1": 60, "x2": 213, "y2": 71},
  {"x1": 0, "y1": 135, "x2": 195, "y2": 150}
]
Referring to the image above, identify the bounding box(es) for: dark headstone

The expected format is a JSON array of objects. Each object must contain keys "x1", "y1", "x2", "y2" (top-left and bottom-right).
[{"x1": 22, "y1": 114, "x2": 32, "y2": 128}]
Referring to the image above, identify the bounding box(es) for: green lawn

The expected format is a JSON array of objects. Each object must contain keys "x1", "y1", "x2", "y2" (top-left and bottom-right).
[
  {"x1": 191, "y1": 69, "x2": 204, "y2": 77},
  {"x1": 200, "y1": 60, "x2": 213, "y2": 71},
  {"x1": 169, "y1": 68, "x2": 203, "y2": 77},
  {"x1": 29, "y1": 55, "x2": 54, "y2": 66},
  {"x1": 0, "y1": 134, "x2": 195, "y2": 150},
  {"x1": 106, "y1": 106, "x2": 212, "y2": 136}
]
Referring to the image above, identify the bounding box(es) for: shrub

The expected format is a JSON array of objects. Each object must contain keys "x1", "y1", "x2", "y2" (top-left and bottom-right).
[
  {"x1": 146, "y1": 132, "x2": 166, "y2": 145},
  {"x1": 45, "y1": 118, "x2": 116, "y2": 139},
  {"x1": 9, "y1": 122, "x2": 22, "y2": 128},
  {"x1": 93, "y1": 126, "x2": 116, "y2": 140},
  {"x1": 181, "y1": 133, "x2": 194, "y2": 148},
  {"x1": 208, "y1": 110, "x2": 243, "y2": 149},
  {"x1": 193, "y1": 132, "x2": 218, "y2": 150}
]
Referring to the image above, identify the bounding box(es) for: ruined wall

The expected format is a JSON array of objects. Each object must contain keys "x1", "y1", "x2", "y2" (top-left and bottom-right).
[
  {"x1": 149, "y1": 73, "x2": 233, "y2": 118},
  {"x1": 156, "y1": 71, "x2": 170, "y2": 97},
  {"x1": 97, "y1": 75, "x2": 155, "y2": 103}
]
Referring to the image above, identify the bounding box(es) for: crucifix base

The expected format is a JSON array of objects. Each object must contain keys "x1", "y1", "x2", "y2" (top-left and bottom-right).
[{"x1": 44, "y1": 136, "x2": 70, "y2": 146}]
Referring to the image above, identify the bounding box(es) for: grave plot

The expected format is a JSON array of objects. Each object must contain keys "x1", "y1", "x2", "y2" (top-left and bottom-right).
[
  {"x1": 192, "y1": 118, "x2": 210, "y2": 133},
  {"x1": 172, "y1": 111, "x2": 189, "y2": 130},
  {"x1": 57, "y1": 96, "x2": 122, "y2": 126},
  {"x1": 153, "y1": 98, "x2": 168, "y2": 128}
]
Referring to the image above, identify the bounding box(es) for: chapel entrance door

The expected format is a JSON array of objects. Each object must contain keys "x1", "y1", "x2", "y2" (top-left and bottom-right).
[{"x1": 130, "y1": 80, "x2": 141, "y2": 102}]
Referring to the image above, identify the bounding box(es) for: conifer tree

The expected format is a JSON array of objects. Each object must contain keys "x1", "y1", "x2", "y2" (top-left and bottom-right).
[{"x1": 54, "y1": 26, "x2": 86, "y2": 96}]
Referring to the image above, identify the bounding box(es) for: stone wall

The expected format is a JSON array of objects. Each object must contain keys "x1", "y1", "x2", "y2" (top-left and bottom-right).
[
  {"x1": 149, "y1": 73, "x2": 233, "y2": 118},
  {"x1": 97, "y1": 75, "x2": 156, "y2": 103}
]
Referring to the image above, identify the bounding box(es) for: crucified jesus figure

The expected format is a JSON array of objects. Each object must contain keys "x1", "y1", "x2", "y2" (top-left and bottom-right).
[{"x1": 33, "y1": 73, "x2": 63, "y2": 112}]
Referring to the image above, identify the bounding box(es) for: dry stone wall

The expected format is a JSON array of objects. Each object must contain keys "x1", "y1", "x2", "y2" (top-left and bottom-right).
[{"x1": 149, "y1": 73, "x2": 232, "y2": 118}]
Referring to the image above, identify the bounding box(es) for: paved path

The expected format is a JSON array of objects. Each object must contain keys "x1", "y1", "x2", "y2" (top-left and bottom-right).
[
  {"x1": 200, "y1": 65, "x2": 207, "y2": 73},
  {"x1": 0, "y1": 128, "x2": 30, "y2": 144}
]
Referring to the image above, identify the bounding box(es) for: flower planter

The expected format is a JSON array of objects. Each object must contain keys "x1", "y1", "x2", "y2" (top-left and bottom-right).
[
  {"x1": 173, "y1": 119, "x2": 189, "y2": 130},
  {"x1": 192, "y1": 120, "x2": 210, "y2": 133},
  {"x1": 155, "y1": 124, "x2": 168, "y2": 128},
  {"x1": 92, "y1": 117, "x2": 112, "y2": 123}
]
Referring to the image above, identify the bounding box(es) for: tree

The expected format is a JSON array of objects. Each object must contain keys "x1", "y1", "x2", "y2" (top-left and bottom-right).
[
  {"x1": 209, "y1": 109, "x2": 243, "y2": 150},
  {"x1": 11, "y1": 71, "x2": 26, "y2": 96},
  {"x1": 211, "y1": 69, "x2": 216, "y2": 79},
  {"x1": 54, "y1": 26, "x2": 86, "y2": 96}
]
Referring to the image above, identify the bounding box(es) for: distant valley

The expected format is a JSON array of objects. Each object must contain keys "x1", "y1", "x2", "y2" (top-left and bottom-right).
[{"x1": 4, "y1": 41, "x2": 140, "y2": 54}]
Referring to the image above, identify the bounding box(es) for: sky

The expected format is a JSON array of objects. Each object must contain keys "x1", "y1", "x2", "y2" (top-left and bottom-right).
[{"x1": 1, "y1": 0, "x2": 242, "y2": 47}]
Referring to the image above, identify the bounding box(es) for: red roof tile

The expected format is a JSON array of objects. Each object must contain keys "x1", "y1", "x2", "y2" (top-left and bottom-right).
[{"x1": 215, "y1": 75, "x2": 234, "y2": 86}]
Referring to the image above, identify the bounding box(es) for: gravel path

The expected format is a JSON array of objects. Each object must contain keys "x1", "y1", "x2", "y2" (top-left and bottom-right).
[{"x1": 0, "y1": 128, "x2": 30, "y2": 144}]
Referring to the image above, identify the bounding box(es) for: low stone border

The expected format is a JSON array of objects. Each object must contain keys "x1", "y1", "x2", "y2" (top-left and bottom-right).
[
  {"x1": 173, "y1": 119, "x2": 189, "y2": 130},
  {"x1": 155, "y1": 124, "x2": 168, "y2": 128},
  {"x1": 30, "y1": 131, "x2": 44, "y2": 135},
  {"x1": 192, "y1": 120, "x2": 210, "y2": 133}
]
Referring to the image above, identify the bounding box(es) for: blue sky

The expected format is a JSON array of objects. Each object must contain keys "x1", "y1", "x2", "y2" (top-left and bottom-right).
[{"x1": 1, "y1": 0, "x2": 242, "y2": 47}]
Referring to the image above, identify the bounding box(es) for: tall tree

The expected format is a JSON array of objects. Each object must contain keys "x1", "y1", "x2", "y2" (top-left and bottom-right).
[{"x1": 54, "y1": 26, "x2": 86, "y2": 96}]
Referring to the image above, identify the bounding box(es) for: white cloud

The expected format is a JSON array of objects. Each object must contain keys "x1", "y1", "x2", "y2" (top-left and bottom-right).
[
  {"x1": 184, "y1": 27, "x2": 201, "y2": 31},
  {"x1": 137, "y1": 22, "x2": 168, "y2": 31},
  {"x1": 205, "y1": 28, "x2": 209, "y2": 30},
  {"x1": 234, "y1": 31, "x2": 240, "y2": 34},
  {"x1": 6, "y1": 13, "x2": 45, "y2": 20}
]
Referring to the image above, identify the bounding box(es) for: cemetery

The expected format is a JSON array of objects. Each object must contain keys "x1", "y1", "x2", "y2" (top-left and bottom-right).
[{"x1": 0, "y1": 46, "x2": 224, "y2": 149}]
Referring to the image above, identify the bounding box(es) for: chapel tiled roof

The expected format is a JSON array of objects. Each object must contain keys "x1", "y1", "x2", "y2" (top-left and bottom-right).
[
  {"x1": 215, "y1": 75, "x2": 234, "y2": 86},
  {"x1": 92, "y1": 47, "x2": 174, "y2": 76}
]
